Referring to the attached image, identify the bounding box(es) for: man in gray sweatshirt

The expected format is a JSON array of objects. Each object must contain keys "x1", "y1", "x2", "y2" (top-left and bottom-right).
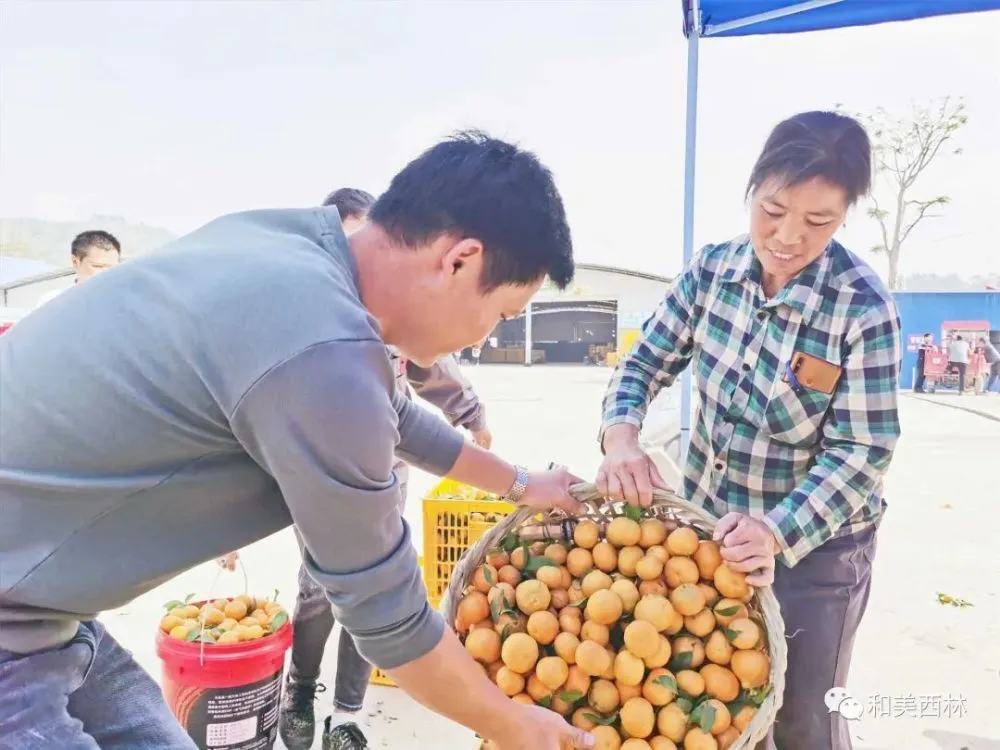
[
  {"x1": 0, "y1": 131, "x2": 594, "y2": 750},
  {"x1": 279, "y1": 186, "x2": 493, "y2": 750}
]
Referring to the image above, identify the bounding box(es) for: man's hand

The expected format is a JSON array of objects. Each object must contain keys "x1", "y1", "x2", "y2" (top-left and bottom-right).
[
  {"x1": 596, "y1": 425, "x2": 669, "y2": 507},
  {"x1": 471, "y1": 425, "x2": 493, "y2": 450},
  {"x1": 713, "y1": 513, "x2": 780, "y2": 586},
  {"x1": 490, "y1": 705, "x2": 594, "y2": 749},
  {"x1": 520, "y1": 466, "x2": 587, "y2": 514},
  {"x1": 217, "y1": 551, "x2": 239, "y2": 572}
]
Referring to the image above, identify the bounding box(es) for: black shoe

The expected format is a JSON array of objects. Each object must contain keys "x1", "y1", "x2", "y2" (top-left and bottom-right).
[
  {"x1": 322, "y1": 718, "x2": 369, "y2": 750},
  {"x1": 277, "y1": 678, "x2": 327, "y2": 750}
]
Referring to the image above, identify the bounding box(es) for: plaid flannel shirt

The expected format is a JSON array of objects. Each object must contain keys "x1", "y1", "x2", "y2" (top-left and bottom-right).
[{"x1": 601, "y1": 236, "x2": 902, "y2": 567}]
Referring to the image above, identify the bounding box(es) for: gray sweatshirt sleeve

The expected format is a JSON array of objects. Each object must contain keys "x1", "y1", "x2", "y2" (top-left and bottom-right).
[
  {"x1": 229, "y1": 339, "x2": 463, "y2": 669},
  {"x1": 405, "y1": 355, "x2": 486, "y2": 431}
]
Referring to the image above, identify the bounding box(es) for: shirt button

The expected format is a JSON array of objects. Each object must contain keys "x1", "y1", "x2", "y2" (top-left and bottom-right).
[
  {"x1": 741, "y1": 363, "x2": 751, "y2": 372},
  {"x1": 757, "y1": 310, "x2": 768, "y2": 321},
  {"x1": 714, "y1": 460, "x2": 726, "y2": 472}
]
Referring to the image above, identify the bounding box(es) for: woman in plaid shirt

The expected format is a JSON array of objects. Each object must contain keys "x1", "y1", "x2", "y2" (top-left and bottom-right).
[{"x1": 598, "y1": 111, "x2": 902, "y2": 750}]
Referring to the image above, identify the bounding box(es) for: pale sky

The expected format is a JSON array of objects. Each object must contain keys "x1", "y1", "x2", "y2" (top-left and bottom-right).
[{"x1": 1, "y1": 1, "x2": 998, "y2": 280}]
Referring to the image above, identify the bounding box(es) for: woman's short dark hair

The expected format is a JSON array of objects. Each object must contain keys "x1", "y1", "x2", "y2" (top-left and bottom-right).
[
  {"x1": 322, "y1": 188, "x2": 376, "y2": 220},
  {"x1": 745, "y1": 111, "x2": 872, "y2": 207},
  {"x1": 368, "y1": 129, "x2": 574, "y2": 293}
]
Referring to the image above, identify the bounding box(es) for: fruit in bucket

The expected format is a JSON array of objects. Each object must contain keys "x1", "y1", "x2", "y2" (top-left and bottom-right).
[
  {"x1": 159, "y1": 591, "x2": 288, "y2": 644},
  {"x1": 457, "y1": 510, "x2": 774, "y2": 749}
]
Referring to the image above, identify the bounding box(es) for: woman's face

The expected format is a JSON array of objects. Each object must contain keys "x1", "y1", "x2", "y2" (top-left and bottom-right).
[{"x1": 749, "y1": 175, "x2": 848, "y2": 296}]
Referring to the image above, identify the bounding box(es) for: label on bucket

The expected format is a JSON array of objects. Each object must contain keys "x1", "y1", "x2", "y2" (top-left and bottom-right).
[{"x1": 169, "y1": 670, "x2": 282, "y2": 750}]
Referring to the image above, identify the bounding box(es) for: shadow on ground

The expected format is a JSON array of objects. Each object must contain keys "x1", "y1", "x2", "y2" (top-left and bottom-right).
[{"x1": 922, "y1": 729, "x2": 1000, "y2": 750}]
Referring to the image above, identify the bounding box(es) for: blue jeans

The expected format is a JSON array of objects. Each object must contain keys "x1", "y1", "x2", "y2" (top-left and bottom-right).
[{"x1": 0, "y1": 620, "x2": 196, "y2": 749}]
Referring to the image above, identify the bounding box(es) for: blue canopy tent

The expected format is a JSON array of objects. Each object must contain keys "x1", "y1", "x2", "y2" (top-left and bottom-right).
[{"x1": 675, "y1": 0, "x2": 1000, "y2": 458}]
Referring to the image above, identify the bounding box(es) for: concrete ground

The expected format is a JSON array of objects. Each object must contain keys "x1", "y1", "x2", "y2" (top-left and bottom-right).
[{"x1": 103, "y1": 365, "x2": 1000, "y2": 750}]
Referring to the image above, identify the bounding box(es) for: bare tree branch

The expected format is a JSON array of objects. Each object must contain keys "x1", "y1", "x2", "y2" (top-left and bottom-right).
[
  {"x1": 899, "y1": 197, "x2": 950, "y2": 245},
  {"x1": 844, "y1": 97, "x2": 967, "y2": 289}
]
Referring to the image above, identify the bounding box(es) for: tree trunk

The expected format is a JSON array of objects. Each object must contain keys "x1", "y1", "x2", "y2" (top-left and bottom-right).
[{"x1": 887, "y1": 248, "x2": 901, "y2": 290}]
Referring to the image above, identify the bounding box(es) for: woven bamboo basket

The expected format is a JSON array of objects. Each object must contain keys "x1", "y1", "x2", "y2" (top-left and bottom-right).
[{"x1": 442, "y1": 483, "x2": 786, "y2": 750}]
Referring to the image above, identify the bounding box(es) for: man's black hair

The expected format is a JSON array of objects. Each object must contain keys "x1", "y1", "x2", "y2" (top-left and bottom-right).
[
  {"x1": 71, "y1": 230, "x2": 121, "y2": 259},
  {"x1": 322, "y1": 188, "x2": 376, "y2": 220},
  {"x1": 746, "y1": 111, "x2": 872, "y2": 207},
  {"x1": 368, "y1": 129, "x2": 574, "y2": 293}
]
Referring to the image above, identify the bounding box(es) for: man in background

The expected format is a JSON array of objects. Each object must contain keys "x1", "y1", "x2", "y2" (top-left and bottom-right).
[
  {"x1": 947, "y1": 333, "x2": 970, "y2": 394},
  {"x1": 914, "y1": 332, "x2": 935, "y2": 393},
  {"x1": 979, "y1": 336, "x2": 999, "y2": 393},
  {"x1": 278, "y1": 187, "x2": 493, "y2": 750},
  {"x1": 36, "y1": 230, "x2": 122, "y2": 307}
]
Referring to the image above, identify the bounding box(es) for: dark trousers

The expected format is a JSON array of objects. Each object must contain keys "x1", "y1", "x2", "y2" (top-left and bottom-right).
[
  {"x1": 987, "y1": 361, "x2": 1000, "y2": 392},
  {"x1": 758, "y1": 526, "x2": 877, "y2": 750},
  {"x1": 287, "y1": 480, "x2": 407, "y2": 712},
  {"x1": 950, "y1": 362, "x2": 967, "y2": 392},
  {"x1": 287, "y1": 560, "x2": 372, "y2": 712}
]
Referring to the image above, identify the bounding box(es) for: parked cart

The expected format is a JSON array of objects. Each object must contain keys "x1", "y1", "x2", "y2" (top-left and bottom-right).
[{"x1": 921, "y1": 350, "x2": 987, "y2": 393}]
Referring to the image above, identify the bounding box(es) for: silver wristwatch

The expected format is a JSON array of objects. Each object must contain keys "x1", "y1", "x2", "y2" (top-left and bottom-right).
[{"x1": 503, "y1": 465, "x2": 530, "y2": 505}]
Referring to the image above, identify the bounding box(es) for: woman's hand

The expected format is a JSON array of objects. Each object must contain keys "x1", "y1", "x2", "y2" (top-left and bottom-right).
[
  {"x1": 596, "y1": 424, "x2": 669, "y2": 507},
  {"x1": 713, "y1": 513, "x2": 780, "y2": 586}
]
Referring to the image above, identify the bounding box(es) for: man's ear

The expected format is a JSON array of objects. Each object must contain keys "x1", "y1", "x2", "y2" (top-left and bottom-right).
[{"x1": 441, "y1": 237, "x2": 484, "y2": 277}]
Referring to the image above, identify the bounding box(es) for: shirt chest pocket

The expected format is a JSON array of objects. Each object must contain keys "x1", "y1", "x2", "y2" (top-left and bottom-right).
[{"x1": 761, "y1": 378, "x2": 835, "y2": 447}]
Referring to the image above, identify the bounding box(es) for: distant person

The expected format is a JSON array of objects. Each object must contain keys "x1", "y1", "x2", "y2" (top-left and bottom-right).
[
  {"x1": 914, "y1": 332, "x2": 935, "y2": 393},
  {"x1": 979, "y1": 336, "x2": 999, "y2": 393},
  {"x1": 35, "y1": 230, "x2": 122, "y2": 307},
  {"x1": 948, "y1": 334, "x2": 970, "y2": 393}
]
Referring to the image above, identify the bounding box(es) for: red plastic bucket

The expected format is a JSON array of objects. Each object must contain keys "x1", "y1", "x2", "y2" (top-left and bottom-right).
[{"x1": 156, "y1": 609, "x2": 293, "y2": 750}]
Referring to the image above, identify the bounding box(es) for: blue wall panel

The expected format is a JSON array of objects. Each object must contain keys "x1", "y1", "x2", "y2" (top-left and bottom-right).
[{"x1": 892, "y1": 292, "x2": 1000, "y2": 389}]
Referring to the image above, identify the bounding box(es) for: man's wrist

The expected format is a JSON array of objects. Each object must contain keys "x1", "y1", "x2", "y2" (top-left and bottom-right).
[{"x1": 482, "y1": 704, "x2": 531, "y2": 746}]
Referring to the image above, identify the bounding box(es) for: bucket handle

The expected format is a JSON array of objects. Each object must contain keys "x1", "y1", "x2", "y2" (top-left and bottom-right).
[{"x1": 194, "y1": 555, "x2": 253, "y2": 666}]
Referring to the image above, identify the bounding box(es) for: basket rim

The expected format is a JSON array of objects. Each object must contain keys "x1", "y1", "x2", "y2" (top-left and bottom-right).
[{"x1": 440, "y1": 482, "x2": 787, "y2": 750}]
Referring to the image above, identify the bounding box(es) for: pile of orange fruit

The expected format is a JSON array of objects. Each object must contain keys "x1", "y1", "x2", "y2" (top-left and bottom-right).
[
  {"x1": 159, "y1": 593, "x2": 288, "y2": 645},
  {"x1": 456, "y1": 515, "x2": 772, "y2": 750}
]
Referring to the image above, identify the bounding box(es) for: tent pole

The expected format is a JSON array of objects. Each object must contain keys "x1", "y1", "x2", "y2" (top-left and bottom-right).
[
  {"x1": 524, "y1": 302, "x2": 533, "y2": 366},
  {"x1": 679, "y1": 1, "x2": 700, "y2": 463}
]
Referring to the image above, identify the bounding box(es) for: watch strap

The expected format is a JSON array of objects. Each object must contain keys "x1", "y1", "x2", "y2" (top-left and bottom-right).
[{"x1": 503, "y1": 465, "x2": 530, "y2": 505}]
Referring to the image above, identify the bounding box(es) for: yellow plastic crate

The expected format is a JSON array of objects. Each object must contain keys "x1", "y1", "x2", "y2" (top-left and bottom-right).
[
  {"x1": 370, "y1": 667, "x2": 397, "y2": 687},
  {"x1": 421, "y1": 478, "x2": 516, "y2": 609},
  {"x1": 371, "y1": 480, "x2": 516, "y2": 690}
]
